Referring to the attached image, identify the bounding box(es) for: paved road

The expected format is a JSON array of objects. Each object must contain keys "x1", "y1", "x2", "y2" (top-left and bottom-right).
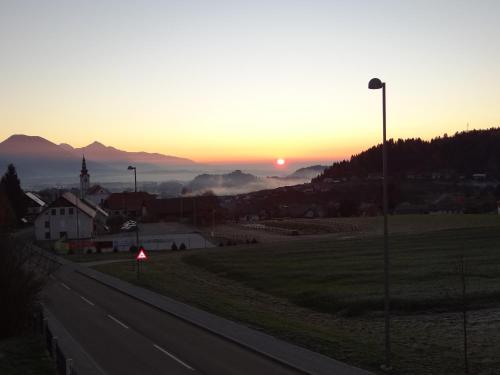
[{"x1": 43, "y1": 266, "x2": 301, "y2": 375}]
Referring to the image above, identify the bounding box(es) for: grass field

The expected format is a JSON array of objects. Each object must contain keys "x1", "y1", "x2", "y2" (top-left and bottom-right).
[
  {"x1": 95, "y1": 215, "x2": 500, "y2": 374},
  {"x1": 0, "y1": 334, "x2": 55, "y2": 375}
]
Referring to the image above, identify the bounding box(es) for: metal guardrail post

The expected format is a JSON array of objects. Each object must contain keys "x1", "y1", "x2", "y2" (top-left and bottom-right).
[
  {"x1": 66, "y1": 358, "x2": 73, "y2": 375},
  {"x1": 43, "y1": 318, "x2": 48, "y2": 337},
  {"x1": 52, "y1": 336, "x2": 58, "y2": 358}
]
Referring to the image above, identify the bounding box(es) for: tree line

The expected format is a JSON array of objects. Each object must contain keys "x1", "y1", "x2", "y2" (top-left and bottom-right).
[{"x1": 314, "y1": 128, "x2": 500, "y2": 181}]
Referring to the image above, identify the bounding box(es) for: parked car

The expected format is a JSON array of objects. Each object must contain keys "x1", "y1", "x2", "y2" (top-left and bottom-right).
[{"x1": 120, "y1": 220, "x2": 137, "y2": 231}]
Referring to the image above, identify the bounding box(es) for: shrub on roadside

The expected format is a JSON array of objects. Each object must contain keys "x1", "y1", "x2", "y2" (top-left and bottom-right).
[{"x1": 0, "y1": 235, "x2": 50, "y2": 338}]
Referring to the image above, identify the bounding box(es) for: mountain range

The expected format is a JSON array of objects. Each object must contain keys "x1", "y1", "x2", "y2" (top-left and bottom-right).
[
  {"x1": 0, "y1": 134, "x2": 195, "y2": 184},
  {"x1": 60, "y1": 140, "x2": 194, "y2": 165}
]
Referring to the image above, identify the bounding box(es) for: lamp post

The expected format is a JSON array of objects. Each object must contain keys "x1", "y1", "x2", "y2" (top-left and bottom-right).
[
  {"x1": 127, "y1": 165, "x2": 137, "y2": 193},
  {"x1": 368, "y1": 77, "x2": 391, "y2": 371},
  {"x1": 127, "y1": 165, "x2": 139, "y2": 248}
]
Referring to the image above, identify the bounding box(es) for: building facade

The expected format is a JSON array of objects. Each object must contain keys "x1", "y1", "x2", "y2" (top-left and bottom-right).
[{"x1": 34, "y1": 192, "x2": 96, "y2": 241}]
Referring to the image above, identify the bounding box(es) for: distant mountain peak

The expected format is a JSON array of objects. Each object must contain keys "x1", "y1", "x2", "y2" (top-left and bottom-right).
[
  {"x1": 0, "y1": 134, "x2": 78, "y2": 159},
  {"x1": 59, "y1": 143, "x2": 74, "y2": 151},
  {"x1": 4, "y1": 134, "x2": 49, "y2": 143},
  {"x1": 85, "y1": 141, "x2": 109, "y2": 149}
]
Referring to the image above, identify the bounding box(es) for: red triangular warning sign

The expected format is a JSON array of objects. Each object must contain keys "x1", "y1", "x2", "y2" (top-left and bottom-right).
[{"x1": 136, "y1": 248, "x2": 148, "y2": 260}]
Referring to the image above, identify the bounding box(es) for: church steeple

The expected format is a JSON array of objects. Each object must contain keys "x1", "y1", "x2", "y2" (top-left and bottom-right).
[
  {"x1": 81, "y1": 156, "x2": 88, "y2": 174},
  {"x1": 80, "y1": 156, "x2": 90, "y2": 199}
]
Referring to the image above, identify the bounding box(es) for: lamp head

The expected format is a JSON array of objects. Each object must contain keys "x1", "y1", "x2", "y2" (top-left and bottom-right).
[
  {"x1": 368, "y1": 78, "x2": 384, "y2": 90},
  {"x1": 127, "y1": 165, "x2": 135, "y2": 170}
]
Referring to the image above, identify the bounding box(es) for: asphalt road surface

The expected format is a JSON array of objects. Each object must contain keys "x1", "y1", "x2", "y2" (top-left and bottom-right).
[{"x1": 43, "y1": 266, "x2": 301, "y2": 375}]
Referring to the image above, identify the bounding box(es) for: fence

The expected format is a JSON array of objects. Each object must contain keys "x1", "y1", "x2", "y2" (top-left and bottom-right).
[{"x1": 34, "y1": 309, "x2": 76, "y2": 375}]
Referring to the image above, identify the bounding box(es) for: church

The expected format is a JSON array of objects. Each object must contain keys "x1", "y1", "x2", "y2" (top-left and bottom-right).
[
  {"x1": 33, "y1": 157, "x2": 109, "y2": 241},
  {"x1": 79, "y1": 156, "x2": 111, "y2": 206}
]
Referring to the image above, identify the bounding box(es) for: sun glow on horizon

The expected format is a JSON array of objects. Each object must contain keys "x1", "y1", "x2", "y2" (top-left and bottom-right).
[{"x1": 276, "y1": 158, "x2": 286, "y2": 166}]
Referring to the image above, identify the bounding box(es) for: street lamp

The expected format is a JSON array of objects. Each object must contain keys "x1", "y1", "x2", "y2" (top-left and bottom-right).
[
  {"x1": 127, "y1": 165, "x2": 139, "y2": 249},
  {"x1": 127, "y1": 166, "x2": 137, "y2": 193},
  {"x1": 369, "y1": 77, "x2": 391, "y2": 371}
]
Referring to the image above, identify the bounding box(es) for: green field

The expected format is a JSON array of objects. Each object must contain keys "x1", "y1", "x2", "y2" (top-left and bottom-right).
[
  {"x1": 0, "y1": 334, "x2": 55, "y2": 375},
  {"x1": 95, "y1": 215, "x2": 500, "y2": 374},
  {"x1": 187, "y1": 225, "x2": 500, "y2": 315}
]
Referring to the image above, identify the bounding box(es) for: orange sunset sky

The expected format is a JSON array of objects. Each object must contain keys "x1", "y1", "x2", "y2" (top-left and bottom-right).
[{"x1": 0, "y1": 1, "x2": 499, "y2": 163}]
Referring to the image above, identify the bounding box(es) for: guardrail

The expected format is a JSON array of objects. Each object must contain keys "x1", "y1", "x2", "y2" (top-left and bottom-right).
[{"x1": 34, "y1": 309, "x2": 76, "y2": 375}]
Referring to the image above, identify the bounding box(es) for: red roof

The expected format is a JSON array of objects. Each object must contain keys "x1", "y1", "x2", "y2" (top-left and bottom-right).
[
  {"x1": 143, "y1": 196, "x2": 219, "y2": 218},
  {"x1": 103, "y1": 192, "x2": 156, "y2": 211}
]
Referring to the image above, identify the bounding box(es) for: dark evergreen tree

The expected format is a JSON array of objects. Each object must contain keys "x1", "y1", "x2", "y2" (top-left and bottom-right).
[{"x1": 0, "y1": 164, "x2": 27, "y2": 223}]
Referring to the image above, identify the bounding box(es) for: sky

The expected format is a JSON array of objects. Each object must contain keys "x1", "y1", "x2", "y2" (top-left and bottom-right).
[{"x1": 1, "y1": 0, "x2": 499, "y2": 163}]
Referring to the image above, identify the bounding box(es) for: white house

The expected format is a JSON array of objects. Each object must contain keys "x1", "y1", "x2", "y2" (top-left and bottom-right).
[{"x1": 34, "y1": 192, "x2": 102, "y2": 241}]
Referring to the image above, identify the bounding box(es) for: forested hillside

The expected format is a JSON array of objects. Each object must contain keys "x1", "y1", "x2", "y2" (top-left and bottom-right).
[{"x1": 315, "y1": 128, "x2": 500, "y2": 181}]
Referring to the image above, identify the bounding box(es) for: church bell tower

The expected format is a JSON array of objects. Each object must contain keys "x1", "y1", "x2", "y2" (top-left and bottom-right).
[{"x1": 80, "y1": 156, "x2": 90, "y2": 199}]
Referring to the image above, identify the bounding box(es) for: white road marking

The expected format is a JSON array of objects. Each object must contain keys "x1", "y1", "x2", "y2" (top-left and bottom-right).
[
  {"x1": 80, "y1": 296, "x2": 95, "y2": 306},
  {"x1": 153, "y1": 344, "x2": 195, "y2": 371},
  {"x1": 107, "y1": 314, "x2": 129, "y2": 329},
  {"x1": 60, "y1": 282, "x2": 71, "y2": 290}
]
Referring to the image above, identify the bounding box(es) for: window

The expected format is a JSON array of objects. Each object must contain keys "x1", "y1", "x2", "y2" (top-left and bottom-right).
[
  {"x1": 69, "y1": 208, "x2": 74, "y2": 215},
  {"x1": 60, "y1": 208, "x2": 65, "y2": 215},
  {"x1": 51, "y1": 209, "x2": 56, "y2": 215},
  {"x1": 44, "y1": 221, "x2": 49, "y2": 228},
  {"x1": 45, "y1": 232, "x2": 50, "y2": 239},
  {"x1": 59, "y1": 232, "x2": 67, "y2": 239}
]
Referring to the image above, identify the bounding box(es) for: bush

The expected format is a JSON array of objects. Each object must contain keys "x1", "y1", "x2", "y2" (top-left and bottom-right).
[
  {"x1": 171, "y1": 242, "x2": 178, "y2": 251},
  {"x1": 179, "y1": 243, "x2": 186, "y2": 250}
]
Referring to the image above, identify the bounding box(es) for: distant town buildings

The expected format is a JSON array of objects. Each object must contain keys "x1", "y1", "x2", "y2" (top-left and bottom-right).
[
  {"x1": 85, "y1": 185, "x2": 111, "y2": 207},
  {"x1": 142, "y1": 195, "x2": 219, "y2": 224},
  {"x1": 102, "y1": 192, "x2": 156, "y2": 218}
]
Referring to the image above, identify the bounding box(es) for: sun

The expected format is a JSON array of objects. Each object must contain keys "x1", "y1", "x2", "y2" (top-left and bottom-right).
[{"x1": 276, "y1": 158, "x2": 286, "y2": 166}]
